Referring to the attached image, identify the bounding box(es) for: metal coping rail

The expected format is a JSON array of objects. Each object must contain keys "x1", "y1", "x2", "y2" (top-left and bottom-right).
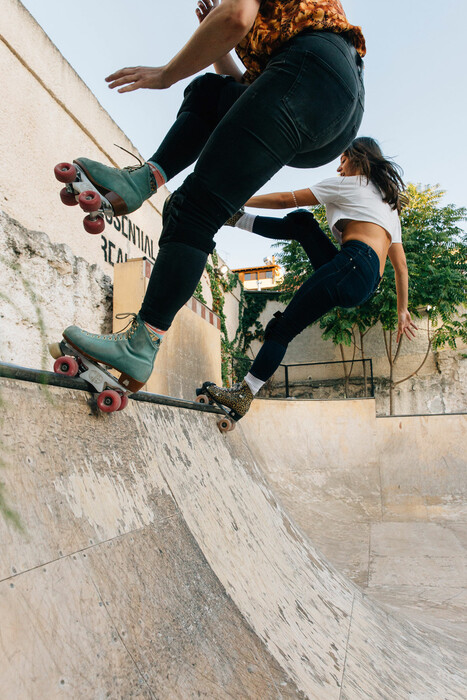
[{"x1": 0, "y1": 362, "x2": 223, "y2": 415}]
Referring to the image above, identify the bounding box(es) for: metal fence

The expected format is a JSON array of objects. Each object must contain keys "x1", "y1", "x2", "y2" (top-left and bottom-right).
[
  {"x1": 230, "y1": 356, "x2": 374, "y2": 400},
  {"x1": 278, "y1": 359, "x2": 374, "y2": 399}
]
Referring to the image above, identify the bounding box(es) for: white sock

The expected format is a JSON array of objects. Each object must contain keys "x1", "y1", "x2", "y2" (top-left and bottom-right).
[
  {"x1": 244, "y1": 372, "x2": 265, "y2": 395},
  {"x1": 236, "y1": 213, "x2": 257, "y2": 233}
]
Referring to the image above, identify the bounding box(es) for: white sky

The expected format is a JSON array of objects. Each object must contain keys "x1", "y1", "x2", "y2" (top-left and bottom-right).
[{"x1": 21, "y1": 0, "x2": 467, "y2": 269}]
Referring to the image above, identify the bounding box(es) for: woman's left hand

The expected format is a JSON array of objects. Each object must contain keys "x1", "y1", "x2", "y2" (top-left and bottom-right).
[
  {"x1": 397, "y1": 310, "x2": 418, "y2": 343},
  {"x1": 196, "y1": 0, "x2": 219, "y2": 23},
  {"x1": 105, "y1": 65, "x2": 171, "y2": 92}
]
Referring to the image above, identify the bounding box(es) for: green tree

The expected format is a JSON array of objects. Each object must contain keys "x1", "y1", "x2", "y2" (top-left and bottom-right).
[{"x1": 276, "y1": 185, "x2": 467, "y2": 414}]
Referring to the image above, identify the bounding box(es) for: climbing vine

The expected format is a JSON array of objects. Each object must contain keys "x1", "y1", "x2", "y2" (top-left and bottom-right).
[
  {"x1": 239, "y1": 291, "x2": 271, "y2": 351},
  {"x1": 193, "y1": 280, "x2": 207, "y2": 306},
  {"x1": 204, "y1": 251, "x2": 242, "y2": 385}
]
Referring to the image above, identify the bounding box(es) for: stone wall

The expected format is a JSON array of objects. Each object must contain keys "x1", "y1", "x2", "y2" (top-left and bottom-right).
[{"x1": 0, "y1": 211, "x2": 113, "y2": 369}]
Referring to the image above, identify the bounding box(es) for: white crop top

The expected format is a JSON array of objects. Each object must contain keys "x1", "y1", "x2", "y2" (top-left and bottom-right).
[{"x1": 310, "y1": 176, "x2": 402, "y2": 246}]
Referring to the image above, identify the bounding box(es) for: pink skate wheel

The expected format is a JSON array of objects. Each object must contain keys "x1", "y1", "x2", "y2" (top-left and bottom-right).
[
  {"x1": 195, "y1": 394, "x2": 210, "y2": 405},
  {"x1": 116, "y1": 394, "x2": 129, "y2": 411},
  {"x1": 53, "y1": 356, "x2": 79, "y2": 377},
  {"x1": 78, "y1": 190, "x2": 101, "y2": 213},
  {"x1": 54, "y1": 162, "x2": 77, "y2": 184},
  {"x1": 60, "y1": 188, "x2": 78, "y2": 206},
  {"x1": 97, "y1": 389, "x2": 122, "y2": 413},
  {"x1": 83, "y1": 215, "x2": 105, "y2": 234}
]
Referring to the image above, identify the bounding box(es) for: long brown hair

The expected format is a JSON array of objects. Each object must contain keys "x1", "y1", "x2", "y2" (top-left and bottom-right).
[{"x1": 344, "y1": 137, "x2": 406, "y2": 212}]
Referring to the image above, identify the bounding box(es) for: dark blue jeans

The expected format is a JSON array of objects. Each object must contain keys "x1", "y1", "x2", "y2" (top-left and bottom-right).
[
  {"x1": 249, "y1": 209, "x2": 339, "y2": 269},
  {"x1": 140, "y1": 30, "x2": 365, "y2": 329},
  {"x1": 249, "y1": 212, "x2": 381, "y2": 381}
]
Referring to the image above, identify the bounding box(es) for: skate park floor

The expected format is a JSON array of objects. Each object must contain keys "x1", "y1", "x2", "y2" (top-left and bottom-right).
[{"x1": 0, "y1": 371, "x2": 466, "y2": 699}]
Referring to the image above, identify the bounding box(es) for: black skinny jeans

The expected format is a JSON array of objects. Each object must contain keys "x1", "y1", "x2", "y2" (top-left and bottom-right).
[
  {"x1": 248, "y1": 211, "x2": 381, "y2": 381},
  {"x1": 139, "y1": 30, "x2": 365, "y2": 329}
]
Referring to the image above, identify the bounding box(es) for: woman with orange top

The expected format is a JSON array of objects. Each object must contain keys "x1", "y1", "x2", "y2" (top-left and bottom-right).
[{"x1": 60, "y1": 0, "x2": 368, "y2": 400}]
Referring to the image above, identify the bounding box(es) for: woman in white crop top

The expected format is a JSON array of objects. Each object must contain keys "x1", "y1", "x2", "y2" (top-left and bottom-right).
[{"x1": 205, "y1": 137, "x2": 418, "y2": 418}]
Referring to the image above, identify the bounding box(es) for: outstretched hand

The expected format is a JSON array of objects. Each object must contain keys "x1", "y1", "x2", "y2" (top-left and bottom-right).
[
  {"x1": 196, "y1": 0, "x2": 219, "y2": 23},
  {"x1": 105, "y1": 0, "x2": 220, "y2": 92},
  {"x1": 105, "y1": 66, "x2": 170, "y2": 93},
  {"x1": 397, "y1": 310, "x2": 418, "y2": 343}
]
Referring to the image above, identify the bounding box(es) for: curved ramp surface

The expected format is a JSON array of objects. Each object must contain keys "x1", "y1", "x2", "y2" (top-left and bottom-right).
[
  {"x1": 0, "y1": 377, "x2": 466, "y2": 699},
  {"x1": 240, "y1": 399, "x2": 467, "y2": 640}
]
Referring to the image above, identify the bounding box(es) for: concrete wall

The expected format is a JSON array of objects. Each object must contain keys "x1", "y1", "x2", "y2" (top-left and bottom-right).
[
  {"x1": 147, "y1": 304, "x2": 222, "y2": 399},
  {"x1": 249, "y1": 297, "x2": 467, "y2": 415},
  {"x1": 1, "y1": 0, "x2": 170, "y2": 275},
  {"x1": 193, "y1": 259, "x2": 243, "y2": 348},
  {"x1": 112, "y1": 258, "x2": 222, "y2": 400},
  {"x1": 0, "y1": 0, "x2": 225, "y2": 398}
]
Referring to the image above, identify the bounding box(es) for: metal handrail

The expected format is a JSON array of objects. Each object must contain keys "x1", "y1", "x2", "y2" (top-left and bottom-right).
[{"x1": 280, "y1": 358, "x2": 374, "y2": 399}]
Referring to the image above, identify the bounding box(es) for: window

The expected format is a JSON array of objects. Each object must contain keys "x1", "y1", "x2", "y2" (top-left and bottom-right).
[{"x1": 244, "y1": 272, "x2": 257, "y2": 281}]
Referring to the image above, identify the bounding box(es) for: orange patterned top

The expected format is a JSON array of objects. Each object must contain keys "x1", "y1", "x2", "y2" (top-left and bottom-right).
[{"x1": 236, "y1": 0, "x2": 366, "y2": 83}]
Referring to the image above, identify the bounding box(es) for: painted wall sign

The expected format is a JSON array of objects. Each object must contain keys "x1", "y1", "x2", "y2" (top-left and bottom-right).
[{"x1": 102, "y1": 213, "x2": 157, "y2": 266}]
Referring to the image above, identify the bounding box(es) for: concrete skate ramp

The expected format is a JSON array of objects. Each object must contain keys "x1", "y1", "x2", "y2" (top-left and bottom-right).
[
  {"x1": 241, "y1": 399, "x2": 467, "y2": 640},
  {"x1": 0, "y1": 376, "x2": 466, "y2": 699}
]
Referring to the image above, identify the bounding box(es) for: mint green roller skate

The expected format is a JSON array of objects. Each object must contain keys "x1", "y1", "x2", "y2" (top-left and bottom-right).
[
  {"x1": 54, "y1": 155, "x2": 157, "y2": 234},
  {"x1": 49, "y1": 314, "x2": 161, "y2": 413}
]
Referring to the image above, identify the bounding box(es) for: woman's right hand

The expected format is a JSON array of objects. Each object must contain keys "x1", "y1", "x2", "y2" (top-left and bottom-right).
[
  {"x1": 196, "y1": 0, "x2": 219, "y2": 23},
  {"x1": 397, "y1": 310, "x2": 418, "y2": 343}
]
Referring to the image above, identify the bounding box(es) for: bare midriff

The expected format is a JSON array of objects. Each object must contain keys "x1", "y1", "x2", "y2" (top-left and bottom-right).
[{"x1": 340, "y1": 220, "x2": 391, "y2": 276}]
